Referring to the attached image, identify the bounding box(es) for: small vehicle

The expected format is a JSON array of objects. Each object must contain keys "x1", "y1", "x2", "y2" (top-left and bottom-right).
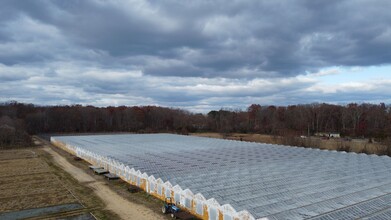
[{"x1": 162, "y1": 197, "x2": 180, "y2": 218}]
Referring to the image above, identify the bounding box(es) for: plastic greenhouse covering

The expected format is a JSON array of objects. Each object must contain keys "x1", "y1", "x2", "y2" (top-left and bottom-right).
[{"x1": 51, "y1": 134, "x2": 391, "y2": 220}]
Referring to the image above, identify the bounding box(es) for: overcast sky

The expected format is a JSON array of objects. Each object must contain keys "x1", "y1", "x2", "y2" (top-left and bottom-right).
[{"x1": 1, "y1": 0, "x2": 391, "y2": 112}]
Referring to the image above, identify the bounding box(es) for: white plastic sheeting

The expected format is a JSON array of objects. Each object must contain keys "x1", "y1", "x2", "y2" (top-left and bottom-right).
[{"x1": 51, "y1": 134, "x2": 391, "y2": 220}]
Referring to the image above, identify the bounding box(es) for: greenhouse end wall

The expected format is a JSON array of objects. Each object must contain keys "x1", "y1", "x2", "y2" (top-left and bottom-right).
[{"x1": 50, "y1": 137, "x2": 255, "y2": 220}]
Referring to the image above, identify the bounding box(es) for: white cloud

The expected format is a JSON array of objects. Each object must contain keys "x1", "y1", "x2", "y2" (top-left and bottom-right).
[
  {"x1": 307, "y1": 68, "x2": 341, "y2": 77},
  {"x1": 83, "y1": 69, "x2": 143, "y2": 81}
]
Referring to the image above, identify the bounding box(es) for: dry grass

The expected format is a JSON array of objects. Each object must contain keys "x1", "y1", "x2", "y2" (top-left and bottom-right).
[
  {"x1": 191, "y1": 132, "x2": 281, "y2": 144},
  {"x1": 0, "y1": 150, "x2": 78, "y2": 212},
  {"x1": 0, "y1": 149, "x2": 36, "y2": 160},
  {"x1": 191, "y1": 132, "x2": 389, "y2": 155},
  {"x1": 0, "y1": 145, "x2": 119, "y2": 220},
  {"x1": 190, "y1": 132, "x2": 225, "y2": 139}
]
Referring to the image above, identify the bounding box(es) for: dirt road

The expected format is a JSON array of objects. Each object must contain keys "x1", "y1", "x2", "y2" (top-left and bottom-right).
[{"x1": 42, "y1": 145, "x2": 164, "y2": 220}]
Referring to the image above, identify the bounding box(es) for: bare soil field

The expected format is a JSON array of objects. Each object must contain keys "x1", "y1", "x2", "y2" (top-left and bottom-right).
[
  {"x1": 0, "y1": 150, "x2": 77, "y2": 212},
  {"x1": 0, "y1": 144, "x2": 118, "y2": 219}
]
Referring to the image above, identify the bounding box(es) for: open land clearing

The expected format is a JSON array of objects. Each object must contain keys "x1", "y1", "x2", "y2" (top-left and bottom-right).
[{"x1": 0, "y1": 138, "x2": 172, "y2": 220}]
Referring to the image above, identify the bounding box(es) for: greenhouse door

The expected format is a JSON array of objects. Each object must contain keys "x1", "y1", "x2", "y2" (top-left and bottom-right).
[{"x1": 209, "y1": 207, "x2": 217, "y2": 220}]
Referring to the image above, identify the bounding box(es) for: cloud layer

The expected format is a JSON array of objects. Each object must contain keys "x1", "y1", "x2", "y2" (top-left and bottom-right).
[{"x1": 1, "y1": 0, "x2": 391, "y2": 112}]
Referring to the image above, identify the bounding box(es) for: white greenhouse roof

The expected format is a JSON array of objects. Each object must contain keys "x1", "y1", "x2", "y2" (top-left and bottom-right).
[{"x1": 52, "y1": 134, "x2": 391, "y2": 220}]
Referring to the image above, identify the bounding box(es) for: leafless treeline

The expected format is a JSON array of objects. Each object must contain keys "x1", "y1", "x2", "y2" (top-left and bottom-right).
[{"x1": 1, "y1": 101, "x2": 390, "y2": 140}]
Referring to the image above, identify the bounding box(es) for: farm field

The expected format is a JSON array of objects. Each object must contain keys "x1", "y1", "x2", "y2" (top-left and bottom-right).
[
  {"x1": 0, "y1": 148, "x2": 94, "y2": 219},
  {"x1": 52, "y1": 133, "x2": 391, "y2": 220}
]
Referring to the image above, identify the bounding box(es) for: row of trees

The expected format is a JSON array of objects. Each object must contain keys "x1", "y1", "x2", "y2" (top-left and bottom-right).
[
  {"x1": 1, "y1": 101, "x2": 390, "y2": 140},
  {"x1": 0, "y1": 114, "x2": 31, "y2": 148},
  {"x1": 224, "y1": 103, "x2": 390, "y2": 138},
  {"x1": 0, "y1": 102, "x2": 207, "y2": 135}
]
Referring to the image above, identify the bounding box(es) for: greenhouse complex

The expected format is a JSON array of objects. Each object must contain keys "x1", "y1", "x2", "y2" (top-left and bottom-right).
[{"x1": 51, "y1": 134, "x2": 391, "y2": 220}]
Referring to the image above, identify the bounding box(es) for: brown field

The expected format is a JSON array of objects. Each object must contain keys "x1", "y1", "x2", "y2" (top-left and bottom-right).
[
  {"x1": 191, "y1": 132, "x2": 389, "y2": 155},
  {"x1": 190, "y1": 132, "x2": 279, "y2": 143},
  {"x1": 0, "y1": 145, "x2": 120, "y2": 219},
  {"x1": 0, "y1": 149, "x2": 77, "y2": 212}
]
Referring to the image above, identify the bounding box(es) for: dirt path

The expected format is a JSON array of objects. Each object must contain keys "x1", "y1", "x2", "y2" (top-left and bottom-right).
[{"x1": 42, "y1": 146, "x2": 164, "y2": 220}]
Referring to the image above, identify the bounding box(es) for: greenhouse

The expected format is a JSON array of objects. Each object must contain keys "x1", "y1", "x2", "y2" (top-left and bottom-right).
[{"x1": 51, "y1": 134, "x2": 391, "y2": 220}]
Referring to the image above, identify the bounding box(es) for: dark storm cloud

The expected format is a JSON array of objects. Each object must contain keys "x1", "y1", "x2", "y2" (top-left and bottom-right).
[{"x1": 2, "y1": 0, "x2": 391, "y2": 78}]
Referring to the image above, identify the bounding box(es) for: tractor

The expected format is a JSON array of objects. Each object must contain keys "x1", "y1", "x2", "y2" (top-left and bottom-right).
[{"x1": 162, "y1": 197, "x2": 180, "y2": 218}]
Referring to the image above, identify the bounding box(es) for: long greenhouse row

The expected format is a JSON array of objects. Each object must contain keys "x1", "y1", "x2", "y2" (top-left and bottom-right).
[{"x1": 51, "y1": 134, "x2": 391, "y2": 220}]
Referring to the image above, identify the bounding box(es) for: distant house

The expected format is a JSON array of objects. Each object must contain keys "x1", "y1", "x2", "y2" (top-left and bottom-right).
[
  {"x1": 329, "y1": 133, "x2": 340, "y2": 138},
  {"x1": 314, "y1": 132, "x2": 340, "y2": 138}
]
